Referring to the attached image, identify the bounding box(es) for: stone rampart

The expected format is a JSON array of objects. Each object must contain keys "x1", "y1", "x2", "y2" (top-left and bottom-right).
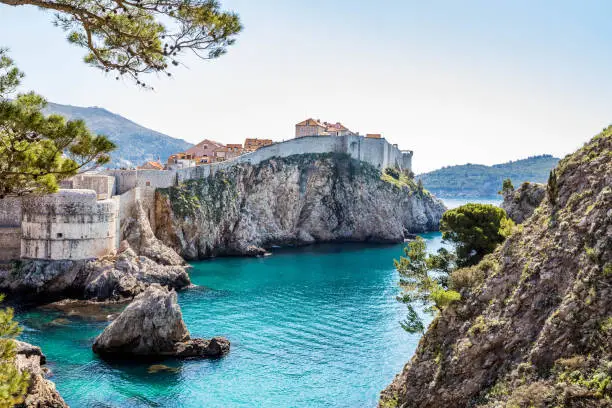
[
  {"x1": 0, "y1": 227, "x2": 21, "y2": 261},
  {"x1": 21, "y1": 190, "x2": 116, "y2": 260},
  {"x1": 60, "y1": 174, "x2": 115, "y2": 200}
]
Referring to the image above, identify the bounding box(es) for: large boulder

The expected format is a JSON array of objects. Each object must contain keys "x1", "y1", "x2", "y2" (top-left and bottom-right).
[
  {"x1": 501, "y1": 181, "x2": 546, "y2": 224},
  {"x1": 14, "y1": 341, "x2": 68, "y2": 408},
  {"x1": 92, "y1": 284, "x2": 229, "y2": 358}
]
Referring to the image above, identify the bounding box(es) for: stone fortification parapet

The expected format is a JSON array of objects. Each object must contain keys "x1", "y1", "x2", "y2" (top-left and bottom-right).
[{"x1": 20, "y1": 189, "x2": 117, "y2": 260}]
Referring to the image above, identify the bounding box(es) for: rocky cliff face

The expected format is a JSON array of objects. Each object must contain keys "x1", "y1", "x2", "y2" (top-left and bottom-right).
[
  {"x1": 155, "y1": 153, "x2": 446, "y2": 259},
  {"x1": 14, "y1": 341, "x2": 68, "y2": 408},
  {"x1": 501, "y1": 181, "x2": 546, "y2": 224},
  {"x1": 1, "y1": 202, "x2": 190, "y2": 304},
  {"x1": 381, "y1": 129, "x2": 612, "y2": 407}
]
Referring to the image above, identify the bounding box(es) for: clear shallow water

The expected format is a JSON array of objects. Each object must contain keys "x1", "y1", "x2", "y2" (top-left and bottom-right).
[
  {"x1": 17, "y1": 233, "x2": 445, "y2": 408},
  {"x1": 16, "y1": 198, "x2": 499, "y2": 407}
]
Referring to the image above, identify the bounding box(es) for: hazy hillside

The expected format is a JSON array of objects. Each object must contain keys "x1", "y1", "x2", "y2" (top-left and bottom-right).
[
  {"x1": 419, "y1": 155, "x2": 560, "y2": 198},
  {"x1": 43, "y1": 102, "x2": 193, "y2": 168}
]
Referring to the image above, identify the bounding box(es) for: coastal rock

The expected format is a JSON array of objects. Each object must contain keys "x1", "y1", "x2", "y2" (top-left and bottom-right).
[
  {"x1": 501, "y1": 181, "x2": 546, "y2": 223},
  {"x1": 92, "y1": 284, "x2": 229, "y2": 358},
  {"x1": 0, "y1": 242, "x2": 190, "y2": 303},
  {"x1": 155, "y1": 153, "x2": 446, "y2": 259},
  {"x1": 380, "y1": 129, "x2": 612, "y2": 407},
  {"x1": 123, "y1": 201, "x2": 185, "y2": 266},
  {"x1": 14, "y1": 341, "x2": 68, "y2": 408}
]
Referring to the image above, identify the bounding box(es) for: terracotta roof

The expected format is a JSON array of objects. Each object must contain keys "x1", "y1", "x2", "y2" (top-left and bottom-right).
[
  {"x1": 296, "y1": 118, "x2": 326, "y2": 127},
  {"x1": 140, "y1": 161, "x2": 164, "y2": 170},
  {"x1": 326, "y1": 122, "x2": 348, "y2": 131},
  {"x1": 184, "y1": 138, "x2": 225, "y2": 155}
]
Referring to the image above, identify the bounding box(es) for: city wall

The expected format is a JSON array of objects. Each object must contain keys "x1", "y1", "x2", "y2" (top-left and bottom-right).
[
  {"x1": 21, "y1": 190, "x2": 116, "y2": 261},
  {"x1": 0, "y1": 134, "x2": 413, "y2": 262}
]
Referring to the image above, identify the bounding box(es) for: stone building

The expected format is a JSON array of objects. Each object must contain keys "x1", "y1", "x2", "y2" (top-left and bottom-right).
[
  {"x1": 0, "y1": 133, "x2": 414, "y2": 263},
  {"x1": 244, "y1": 138, "x2": 273, "y2": 152},
  {"x1": 184, "y1": 139, "x2": 224, "y2": 158},
  {"x1": 295, "y1": 118, "x2": 354, "y2": 138},
  {"x1": 138, "y1": 161, "x2": 164, "y2": 170},
  {"x1": 0, "y1": 174, "x2": 118, "y2": 262}
]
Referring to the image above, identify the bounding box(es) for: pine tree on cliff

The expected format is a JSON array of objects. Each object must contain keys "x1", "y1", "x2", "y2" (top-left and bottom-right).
[
  {"x1": 0, "y1": 0, "x2": 241, "y2": 86},
  {"x1": 0, "y1": 295, "x2": 29, "y2": 407},
  {"x1": 0, "y1": 51, "x2": 116, "y2": 197}
]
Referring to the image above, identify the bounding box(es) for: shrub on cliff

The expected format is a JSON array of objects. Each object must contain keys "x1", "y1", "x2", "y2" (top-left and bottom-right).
[
  {"x1": 0, "y1": 295, "x2": 29, "y2": 407},
  {"x1": 395, "y1": 237, "x2": 459, "y2": 333},
  {"x1": 384, "y1": 167, "x2": 401, "y2": 180},
  {"x1": 441, "y1": 203, "x2": 514, "y2": 267}
]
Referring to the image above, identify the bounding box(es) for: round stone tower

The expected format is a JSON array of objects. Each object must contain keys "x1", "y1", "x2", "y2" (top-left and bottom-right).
[{"x1": 20, "y1": 189, "x2": 116, "y2": 260}]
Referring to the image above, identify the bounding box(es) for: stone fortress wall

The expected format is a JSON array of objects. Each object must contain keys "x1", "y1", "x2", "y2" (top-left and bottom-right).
[
  {"x1": 21, "y1": 190, "x2": 117, "y2": 260},
  {"x1": 0, "y1": 134, "x2": 412, "y2": 262}
]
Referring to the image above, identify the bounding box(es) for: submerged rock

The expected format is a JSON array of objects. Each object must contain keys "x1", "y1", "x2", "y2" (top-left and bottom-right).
[
  {"x1": 155, "y1": 153, "x2": 446, "y2": 259},
  {"x1": 92, "y1": 284, "x2": 229, "y2": 359},
  {"x1": 14, "y1": 341, "x2": 68, "y2": 408}
]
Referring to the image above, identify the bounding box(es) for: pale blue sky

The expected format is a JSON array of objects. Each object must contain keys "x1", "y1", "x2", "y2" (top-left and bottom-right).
[{"x1": 1, "y1": 0, "x2": 611, "y2": 172}]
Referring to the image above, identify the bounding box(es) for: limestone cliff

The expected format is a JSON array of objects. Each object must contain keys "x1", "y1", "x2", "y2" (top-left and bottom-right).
[
  {"x1": 14, "y1": 341, "x2": 68, "y2": 408},
  {"x1": 154, "y1": 153, "x2": 446, "y2": 259},
  {"x1": 381, "y1": 129, "x2": 611, "y2": 407},
  {"x1": 501, "y1": 181, "x2": 546, "y2": 224}
]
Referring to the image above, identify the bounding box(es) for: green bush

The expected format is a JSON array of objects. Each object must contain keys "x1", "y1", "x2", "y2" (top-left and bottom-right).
[
  {"x1": 384, "y1": 167, "x2": 400, "y2": 180},
  {"x1": 441, "y1": 203, "x2": 514, "y2": 267}
]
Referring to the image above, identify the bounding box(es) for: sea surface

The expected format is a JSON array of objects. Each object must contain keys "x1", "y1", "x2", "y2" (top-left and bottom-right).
[{"x1": 15, "y1": 198, "x2": 499, "y2": 407}]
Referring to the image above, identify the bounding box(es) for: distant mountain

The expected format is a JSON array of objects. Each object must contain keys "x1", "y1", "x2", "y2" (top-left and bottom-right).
[
  {"x1": 43, "y1": 102, "x2": 193, "y2": 168},
  {"x1": 419, "y1": 155, "x2": 560, "y2": 198}
]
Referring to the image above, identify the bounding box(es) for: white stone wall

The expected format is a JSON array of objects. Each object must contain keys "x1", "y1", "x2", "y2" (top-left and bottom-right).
[
  {"x1": 21, "y1": 190, "x2": 116, "y2": 260},
  {"x1": 61, "y1": 174, "x2": 116, "y2": 200}
]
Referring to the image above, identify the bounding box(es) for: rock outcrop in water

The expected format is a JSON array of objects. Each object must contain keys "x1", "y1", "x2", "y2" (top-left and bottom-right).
[
  {"x1": 93, "y1": 284, "x2": 229, "y2": 358},
  {"x1": 381, "y1": 129, "x2": 612, "y2": 407},
  {"x1": 14, "y1": 341, "x2": 68, "y2": 408},
  {"x1": 501, "y1": 181, "x2": 546, "y2": 224},
  {"x1": 155, "y1": 153, "x2": 446, "y2": 259},
  {"x1": 0, "y1": 240, "x2": 190, "y2": 303}
]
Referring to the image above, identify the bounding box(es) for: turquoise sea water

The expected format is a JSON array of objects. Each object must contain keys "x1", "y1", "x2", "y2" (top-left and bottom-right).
[
  {"x1": 17, "y1": 234, "x2": 444, "y2": 408},
  {"x1": 15, "y1": 198, "x2": 499, "y2": 407}
]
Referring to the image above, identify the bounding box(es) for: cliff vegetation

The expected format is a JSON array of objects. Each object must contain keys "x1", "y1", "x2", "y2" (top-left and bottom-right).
[
  {"x1": 381, "y1": 128, "x2": 611, "y2": 407},
  {"x1": 419, "y1": 155, "x2": 559, "y2": 198},
  {"x1": 155, "y1": 153, "x2": 446, "y2": 259}
]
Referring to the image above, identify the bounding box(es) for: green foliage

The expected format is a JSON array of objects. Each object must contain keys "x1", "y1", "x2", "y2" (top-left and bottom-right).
[
  {"x1": 0, "y1": 49, "x2": 23, "y2": 97},
  {"x1": 418, "y1": 155, "x2": 559, "y2": 198},
  {"x1": 441, "y1": 203, "x2": 514, "y2": 267},
  {"x1": 402, "y1": 169, "x2": 415, "y2": 179},
  {"x1": 384, "y1": 167, "x2": 400, "y2": 180},
  {"x1": 0, "y1": 294, "x2": 30, "y2": 407},
  {"x1": 395, "y1": 237, "x2": 460, "y2": 333},
  {"x1": 3, "y1": 0, "x2": 242, "y2": 85},
  {"x1": 381, "y1": 170, "x2": 418, "y2": 191},
  {"x1": 501, "y1": 178, "x2": 514, "y2": 192},
  {"x1": 0, "y1": 52, "x2": 115, "y2": 197},
  {"x1": 547, "y1": 169, "x2": 559, "y2": 206}
]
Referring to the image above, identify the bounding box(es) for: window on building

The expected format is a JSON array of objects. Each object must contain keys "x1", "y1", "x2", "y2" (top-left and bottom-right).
[{"x1": 57, "y1": 233, "x2": 63, "y2": 238}]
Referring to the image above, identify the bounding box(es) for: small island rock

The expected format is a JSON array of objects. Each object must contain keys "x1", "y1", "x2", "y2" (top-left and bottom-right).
[{"x1": 92, "y1": 284, "x2": 229, "y2": 358}]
